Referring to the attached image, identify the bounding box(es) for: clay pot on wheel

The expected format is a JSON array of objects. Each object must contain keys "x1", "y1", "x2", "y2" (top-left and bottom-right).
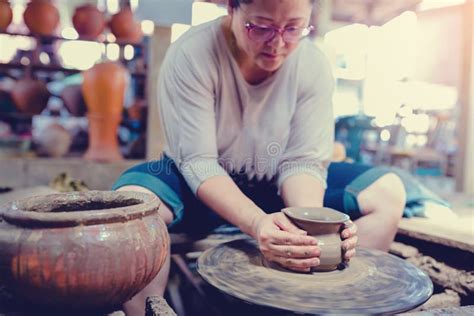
[
  {"x1": 109, "y1": 7, "x2": 143, "y2": 44},
  {"x1": 72, "y1": 4, "x2": 106, "y2": 39},
  {"x1": 282, "y1": 207, "x2": 350, "y2": 271},
  {"x1": 82, "y1": 62, "x2": 129, "y2": 162},
  {"x1": 10, "y1": 77, "x2": 50, "y2": 115},
  {"x1": 0, "y1": 191, "x2": 169, "y2": 311},
  {"x1": 23, "y1": 0, "x2": 59, "y2": 36},
  {"x1": 0, "y1": 0, "x2": 13, "y2": 32}
]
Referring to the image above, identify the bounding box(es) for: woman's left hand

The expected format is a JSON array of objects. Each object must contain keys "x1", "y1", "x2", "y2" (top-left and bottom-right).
[{"x1": 341, "y1": 220, "x2": 358, "y2": 261}]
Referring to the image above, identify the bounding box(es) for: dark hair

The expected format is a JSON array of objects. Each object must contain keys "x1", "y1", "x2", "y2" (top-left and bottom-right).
[
  {"x1": 229, "y1": 0, "x2": 252, "y2": 8},
  {"x1": 229, "y1": 0, "x2": 316, "y2": 9}
]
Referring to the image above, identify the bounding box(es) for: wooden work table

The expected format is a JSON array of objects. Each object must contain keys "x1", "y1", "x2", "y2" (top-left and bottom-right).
[{"x1": 397, "y1": 194, "x2": 474, "y2": 253}]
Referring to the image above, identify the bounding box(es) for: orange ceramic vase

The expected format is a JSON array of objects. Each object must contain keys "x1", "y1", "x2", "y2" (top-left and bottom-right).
[
  {"x1": 82, "y1": 62, "x2": 128, "y2": 162},
  {"x1": 23, "y1": 0, "x2": 59, "y2": 36},
  {"x1": 0, "y1": 0, "x2": 12, "y2": 32},
  {"x1": 72, "y1": 4, "x2": 106, "y2": 39},
  {"x1": 109, "y1": 7, "x2": 143, "y2": 44}
]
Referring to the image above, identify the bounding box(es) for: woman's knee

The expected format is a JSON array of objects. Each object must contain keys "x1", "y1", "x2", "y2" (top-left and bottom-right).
[
  {"x1": 358, "y1": 173, "x2": 406, "y2": 219},
  {"x1": 116, "y1": 185, "x2": 174, "y2": 225}
]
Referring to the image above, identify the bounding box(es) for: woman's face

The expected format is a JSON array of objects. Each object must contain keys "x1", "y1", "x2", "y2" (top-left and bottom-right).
[{"x1": 230, "y1": 0, "x2": 313, "y2": 72}]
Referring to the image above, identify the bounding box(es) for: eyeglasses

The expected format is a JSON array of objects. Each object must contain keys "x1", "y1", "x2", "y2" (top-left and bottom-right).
[{"x1": 244, "y1": 22, "x2": 314, "y2": 43}]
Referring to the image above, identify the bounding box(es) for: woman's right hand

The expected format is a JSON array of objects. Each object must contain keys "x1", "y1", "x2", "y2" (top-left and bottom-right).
[{"x1": 252, "y1": 212, "x2": 321, "y2": 272}]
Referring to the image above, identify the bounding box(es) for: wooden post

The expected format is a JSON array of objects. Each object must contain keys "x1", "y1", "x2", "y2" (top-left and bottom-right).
[
  {"x1": 456, "y1": 0, "x2": 473, "y2": 193},
  {"x1": 146, "y1": 26, "x2": 172, "y2": 160}
]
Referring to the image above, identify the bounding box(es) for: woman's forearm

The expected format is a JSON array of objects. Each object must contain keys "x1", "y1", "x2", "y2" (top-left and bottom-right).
[
  {"x1": 196, "y1": 176, "x2": 265, "y2": 238},
  {"x1": 280, "y1": 173, "x2": 325, "y2": 207}
]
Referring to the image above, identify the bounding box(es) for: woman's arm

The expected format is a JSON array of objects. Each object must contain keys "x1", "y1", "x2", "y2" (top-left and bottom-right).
[
  {"x1": 197, "y1": 176, "x2": 321, "y2": 272},
  {"x1": 197, "y1": 175, "x2": 264, "y2": 237},
  {"x1": 280, "y1": 173, "x2": 325, "y2": 207}
]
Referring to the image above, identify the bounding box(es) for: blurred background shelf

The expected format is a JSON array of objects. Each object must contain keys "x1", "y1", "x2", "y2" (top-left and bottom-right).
[
  {"x1": 0, "y1": 30, "x2": 146, "y2": 47},
  {"x1": 0, "y1": 61, "x2": 146, "y2": 78}
]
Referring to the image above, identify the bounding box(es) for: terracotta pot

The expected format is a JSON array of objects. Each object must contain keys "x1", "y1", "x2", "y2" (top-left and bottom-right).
[
  {"x1": 10, "y1": 78, "x2": 50, "y2": 115},
  {"x1": 35, "y1": 123, "x2": 72, "y2": 157},
  {"x1": 72, "y1": 4, "x2": 106, "y2": 39},
  {"x1": 82, "y1": 62, "x2": 128, "y2": 115},
  {"x1": 84, "y1": 113, "x2": 123, "y2": 162},
  {"x1": 0, "y1": 0, "x2": 13, "y2": 32},
  {"x1": 23, "y1": 0, "x2": 59, "y2": 36},
  {"x1": 282, "y1": 207, "x2": 350, "y2": 271},
  {"x1": 61, "y1": 84, "x2": 86, "y2": 116},
  {"x1": 0, "y1": 191, "x2": 169, "y2": 310},
  {"x1": 82, "y1": 62, "x2": 128, "y2": 161},
  {"x1": 109, "y1": 7, "x2": 143, "y2": 44}
]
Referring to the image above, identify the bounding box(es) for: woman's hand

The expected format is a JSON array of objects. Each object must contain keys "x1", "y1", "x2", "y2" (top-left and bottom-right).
[
  {"x1": 341, "y1": 220, "x2": 358, "y2": 261},
  {"x1": 252, "y1": 212, "x2": 320, "y2": 272}
]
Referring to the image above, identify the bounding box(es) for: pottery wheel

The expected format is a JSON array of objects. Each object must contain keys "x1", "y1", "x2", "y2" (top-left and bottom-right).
[{"x1": 197, "y1": 239, "x2": 433, "y2": 315}]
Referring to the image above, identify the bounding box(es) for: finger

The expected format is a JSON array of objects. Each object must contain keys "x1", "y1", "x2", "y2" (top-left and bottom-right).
[
  {"x1": 342, "y1": 236, "x2": 358, "y2": 252},
  {"x1": 343, "y1": 248, "x2": 356, "y2": 261},
  {"x1": 270, "y1": 230, "x2": 318, "y2": 246},
  {"x1": 341, "y1": 221, "x2": 357, "y2": 239},
  {"x1": 274, "y1": 213, "x2": 306, "y2": 235},
  {"x1": 268, "y1": 255, "x2": 320, "y2": 270},
  {"x1": 267, "y1": 244, "x2": 320, "y2": 259},
  {"x1": 285, "y1": 266, "x2": 311, "y2": 273}
]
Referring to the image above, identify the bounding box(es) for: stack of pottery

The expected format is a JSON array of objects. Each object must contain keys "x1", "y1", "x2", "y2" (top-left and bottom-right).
[
  {"x1": 72, "y1": 4, "x2": 106, "y2": 40},
  {"x1": 0, "y1": 0, "x2": 12, "y2": 32},
  {"x1": 23, "y1": 0, "x2": 59, "y2": 36},
  {"x1": 82, "y1": 61, "x2": 128, "y2": 162},
  {"x1": 71, "y1": 4, "x2": 144, "y2": 43},
  {"x1": 109, "y1": 7, "x2": 143, "y2": 44}
]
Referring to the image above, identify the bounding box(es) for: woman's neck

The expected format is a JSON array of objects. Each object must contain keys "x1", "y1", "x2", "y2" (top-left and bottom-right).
[{"x1": 221, "y1": 16, "x2": 273, "y2": 85}]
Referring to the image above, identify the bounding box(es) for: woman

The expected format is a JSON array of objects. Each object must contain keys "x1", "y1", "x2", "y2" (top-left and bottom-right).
[{"x1": 114, "y1": 0, "x2": 405, "y2": 314}]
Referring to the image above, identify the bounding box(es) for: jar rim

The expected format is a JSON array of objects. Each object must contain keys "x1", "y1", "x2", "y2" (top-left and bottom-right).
[
  {"x1": 282, "y1": 207, "x2": 350, "y2": 224},
  {"x1": 1, "y1": 190, "x2": 160, "y2": 228}
]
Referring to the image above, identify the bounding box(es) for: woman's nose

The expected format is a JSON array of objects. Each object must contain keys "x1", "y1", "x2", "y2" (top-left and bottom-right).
[{"x1": 267, "y1": 31, "x2": 286, "y2": 49}]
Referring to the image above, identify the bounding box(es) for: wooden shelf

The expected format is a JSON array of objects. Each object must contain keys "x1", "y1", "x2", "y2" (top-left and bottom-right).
[
  {"x1": 0, "y1": 61, "x2": 146, "y2": 78},
  {"x1": 397, "y1": 194, "x2": 474, "y2": 253},
  {"x1": 0, "y1": 30, "x2": 145, "y2": 47}
]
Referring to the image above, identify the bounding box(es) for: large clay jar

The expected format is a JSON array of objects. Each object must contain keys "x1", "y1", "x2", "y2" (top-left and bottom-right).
[
  {"x1": 0, "y1": 0, "x2": 13, "y2": 32},
  {"x1": 0, "y1": 191, "x2": 169, "y2": 311},
  {"x1": 82, "y1": 62, "x2": 128, "y2": 162},
  {"x1": 23, "y1": 0, "x2": 59, "y2": 36},
  {"x1": 109, "y1": 7, "x2": 143, "y2": 44},
  {"x1": 10, "y1": 78, "x2": 50, "y2": 115},
  {"x1": 282, "y1": 207, "x2": 350, "y2": 271},
  {"x1": 72, "y1": 4, "x2": 106, "y2": 39}
]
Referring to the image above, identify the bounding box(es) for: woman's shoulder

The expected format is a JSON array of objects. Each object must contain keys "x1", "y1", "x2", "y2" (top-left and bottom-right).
[
  {"x1": 296, "y1": 40, "x2": 332, "y2": 74},
  {"x1": 293, "y1": 40, "x2": 333, "y2": 83},
  {"x1": 165, "y1": 19, "x2": 222, "y2": 65},
  {"x1": 293, "y1": 40, "x2": 335, "y2": 92}
]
